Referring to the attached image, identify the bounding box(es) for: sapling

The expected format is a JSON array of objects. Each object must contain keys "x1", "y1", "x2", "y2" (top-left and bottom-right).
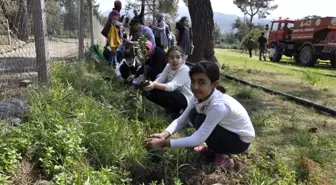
[
  {"x1": 133, "y1": 34, "x2": 152, "y2": 136},
  {"x1": 136, "y1": 34, "x2": 150, "y2": 88}
]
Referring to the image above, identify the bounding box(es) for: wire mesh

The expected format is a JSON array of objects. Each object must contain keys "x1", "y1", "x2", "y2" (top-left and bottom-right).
[{"x1": 0, "y1": 0, "x2": 105, "y2": 104}]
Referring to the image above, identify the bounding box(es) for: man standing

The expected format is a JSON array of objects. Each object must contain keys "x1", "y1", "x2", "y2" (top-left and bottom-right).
[
  {"x1": 247, "y1": 36, "x2": 254, "y2": 58},
  {"x1": 132, "y1": 0, "x2": 145, "y2": 25},
  {"x1": 258, "y1": 32, "x2": 267, "y2": 61},
  {"x1": 128, "y1": 18, "x2": 156, "y2": 48}
]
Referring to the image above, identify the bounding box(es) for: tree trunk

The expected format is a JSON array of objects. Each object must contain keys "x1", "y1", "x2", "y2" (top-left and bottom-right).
[
  {"x1": 19, "y1": 0, "x2": 29, "y2": 42},
  {"x1": 152, "y1": 0, "x2": 156, "y2": 25},
  {"x1": 188, "y1": 0, "x2": 218, "y2": 65},
  {"x1": 78, "y1": 0, "x2": 85, "y2": 60},
  {"x1": 89, "y1": 0, "x2": 94, "y2": 46},
  {"x1": 33, "y1": 0, "x2": 50, "y2": 86},
  {"x1": 249, "y1": 15, "x2": 253, "y2": 31}
]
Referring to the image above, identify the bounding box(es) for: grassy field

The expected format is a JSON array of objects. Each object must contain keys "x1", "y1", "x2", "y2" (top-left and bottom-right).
[
  {"x1": 216, "y1": 49, "x2": 336, "y2": 109},
  {"x1": 0, "y1": 54, "x2": 335, "y2": 184}
]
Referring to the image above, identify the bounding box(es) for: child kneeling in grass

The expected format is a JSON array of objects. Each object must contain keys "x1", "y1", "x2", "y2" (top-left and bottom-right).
[
  {"x1": 142, "y1": 45, "x2": 193, "y2": 119},
  {"x1": 145, "y1": 61, "x2": 255, "y2": 169},
  {"x1": 115, "y1": 47, "x2": 141, "y2": 82}
]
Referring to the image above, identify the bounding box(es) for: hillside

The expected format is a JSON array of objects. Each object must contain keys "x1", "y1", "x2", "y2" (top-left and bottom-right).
[{"x1": 101, "y1": 6, "x2": 271, "y2": 32}]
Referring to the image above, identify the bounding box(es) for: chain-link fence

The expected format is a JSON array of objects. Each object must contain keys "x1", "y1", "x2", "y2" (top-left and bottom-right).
[{"x1": 0, "y1": 0, "x2": 106, "y2": 103}]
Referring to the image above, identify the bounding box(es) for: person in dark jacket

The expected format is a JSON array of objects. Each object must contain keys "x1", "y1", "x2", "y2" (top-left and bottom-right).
[
  {"x1": 176, "y1": 17, "x2": 193, "y2": 58},
  {"x1": 258, "y1": 32, "x2": 267, "y2": 61},
  {"x1": 127, "y1": 41, "x2": 167, "y2": 82},
  {"x1": 132, "y1": 0, "x2": 145, "y2": 25},
  {"x1": 247, "y1": 36, "x2": 254, "y2": 58},
  {"x1": 129, "y1": 0, "x2": 145, "y2": 41}
]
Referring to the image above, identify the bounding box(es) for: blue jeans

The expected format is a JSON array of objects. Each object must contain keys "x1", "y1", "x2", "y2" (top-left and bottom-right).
[
  {"x1": 117, "y1": 45, "x2": 125, "y2": 63},
  {"x1": 108, "y1": 45, "x2": 125, "y2": 67},
  {"x1": 108, "y1": 52, "x2": 117, "y2": 67}
]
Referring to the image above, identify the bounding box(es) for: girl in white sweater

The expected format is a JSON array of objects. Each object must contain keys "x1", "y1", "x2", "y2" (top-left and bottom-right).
[
  {"x1": 145, "y1": 61, "x2": 255, "y2": 169},
  {"x1": 142, "y1": 46, "x2": 193, "y2": 118}
]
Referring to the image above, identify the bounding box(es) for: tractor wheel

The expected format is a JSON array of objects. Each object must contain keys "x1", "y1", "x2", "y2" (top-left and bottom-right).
[
  {"x1": 330, "y1": 59, "x2": 336, "y2": 68},
  {"x1": 299, "y1": 45, "x2": 317, "y2": 66},
  {"x1": 269, "y1": 44, "x2": 282, "y2": 62}
]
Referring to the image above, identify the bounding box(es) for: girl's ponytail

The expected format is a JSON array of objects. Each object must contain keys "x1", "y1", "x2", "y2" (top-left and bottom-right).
[{"x1": 216, "y1": 85, "x2": 226, "y2": 94}]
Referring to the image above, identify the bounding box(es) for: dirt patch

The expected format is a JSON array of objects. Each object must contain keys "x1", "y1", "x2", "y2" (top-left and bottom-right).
[
  {"x1": 300, "y1": 157, "x2": 332, "y2": 185},
  {"x1": 179, "y1": 154, "x2": 249, "y2": 185},
  {"x1": 12, "y1": 158, "x2": 45, "y2": 185}
]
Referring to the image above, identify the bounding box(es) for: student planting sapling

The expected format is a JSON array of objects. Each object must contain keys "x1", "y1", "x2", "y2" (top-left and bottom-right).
[
  {"x1": 145, "y1": 62, "x2": 255, "y2": 169},
  {"x1": 142, "y1": 46, "x2": 193, "y2": 119}
]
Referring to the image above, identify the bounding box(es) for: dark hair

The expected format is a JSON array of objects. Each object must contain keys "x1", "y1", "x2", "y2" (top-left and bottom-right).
[
  {"x1": 167, "y1": 23, "x2": 171, "y2": 31},
  {"x1": 130, "y1": 18, "x2": 140, "y2": 26},
  {"x1": 189, "y1": 61, "x2": 226, "y2": 93},
  {"x1": 176, "y1": 16, "x2": 188, "y2": 31},
  {"x1": 114, "y1": 0, "x2": 122, "y2": 11},
  {"x1": 167, "y1": 45, "x2": 185, "y2": 57},
  {"x1": 123, "y1": 48, "x2": 135, "y2": 59},
  {"x1": 179, "y1": 16, "x2": 188, "y2": 23},
  {"x1": 121, "y1": 15, "x2": 130, "y2": 25}
]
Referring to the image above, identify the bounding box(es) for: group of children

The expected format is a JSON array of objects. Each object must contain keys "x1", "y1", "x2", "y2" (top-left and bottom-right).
[{"x1": 102, "y1": 0, "x2": 255, "y2": 169}]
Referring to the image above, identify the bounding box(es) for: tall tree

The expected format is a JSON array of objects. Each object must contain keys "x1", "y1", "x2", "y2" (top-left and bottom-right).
[
  {"x1": 233, "y1": 0, "x2": 278, "y2": 30},
  {"x1": 45, "y1": 1, "x2": 63, "y2": 35},
  {"x1": 213, "y1": 23, "x2": 222, "y2": 44},
  {"x1": 18, "y1": 0, "x2": 29, "y2": 41},
  {"x1": 63, "y1": 0, "x2": 79, "y2": 37},
  {"x1": 126, "y1": 0, "x2": 178, "y2": 24},
  {"x1": 223, "y1": 32, "x2": 238, "y2": 45},
  {"x1": 231, "y1": 17, "x2": 249, "y2": 42},
  {"x1": 188, "y1": 0, "x2": 218, "y2": 64}
]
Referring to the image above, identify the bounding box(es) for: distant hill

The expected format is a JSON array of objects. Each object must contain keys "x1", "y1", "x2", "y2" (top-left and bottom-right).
[
  {"x1": 177, "y1": 7, "x2": 271, "y2": 33},
  {"x1": 101, "y1": 6, "x2": 271, "y2": 33}
]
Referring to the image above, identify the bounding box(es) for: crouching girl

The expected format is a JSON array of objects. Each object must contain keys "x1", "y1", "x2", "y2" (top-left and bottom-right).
[
  {"x1": 142, "y1": 46, "x2": 193, "y2": 118},
  {"x1": 145, "y1": 61, "x2": 255, "y2": 169}
]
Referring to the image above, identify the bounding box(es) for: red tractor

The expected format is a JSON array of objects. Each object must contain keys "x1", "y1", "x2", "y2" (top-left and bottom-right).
[{"x1": 265, "y1": 17, "x2": 336, "y2": 68}]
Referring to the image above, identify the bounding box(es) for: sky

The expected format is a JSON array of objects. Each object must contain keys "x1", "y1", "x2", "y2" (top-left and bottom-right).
[{"x1": 96, "y1": 0, "x2": 336, "y2": 20}]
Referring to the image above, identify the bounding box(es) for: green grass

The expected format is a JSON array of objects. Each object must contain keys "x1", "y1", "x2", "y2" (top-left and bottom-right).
[
  {"x1": 223, "y1": 78, "x2": 336, "y2": 184},
  {"x1": 216, "y1": 49, "x2": 336, "y2": 108},
  {"x1": 0, "y1": 59, "x2": 335, "y2": 184}
]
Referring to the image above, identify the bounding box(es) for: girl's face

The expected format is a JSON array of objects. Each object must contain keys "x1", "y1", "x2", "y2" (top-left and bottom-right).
[
  {"x1": 184, "y1": 18, "x2": 189, "y2": 26},
  {"x1": 111, "y1": 15, "x2": 119, "y2": 21},
  {"x1": 168, "y1": 50, "x2": 184, "y2": 70},
  {"x1": 191, "y1": 73, "x2": 218, "y2": 101}
]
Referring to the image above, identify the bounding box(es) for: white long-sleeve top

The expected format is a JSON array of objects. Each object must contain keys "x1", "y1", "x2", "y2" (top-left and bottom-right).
[
  {"x1": 165, "y1": 89, "x2": 255, "y2": 148},
  {"x1": 155, "y1": 63, "x2": 193, "y2": 103}
]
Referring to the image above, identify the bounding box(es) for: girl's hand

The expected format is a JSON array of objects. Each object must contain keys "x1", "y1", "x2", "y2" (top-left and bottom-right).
[
  {"x1": 143, "y1": 81, "x2": 155, "y2": 91},
  {"x1": 149, "y1": 133, "x2": 165, "y2": 139},
  {"x1": 127, "y1": 75, "x2": 135, "y2": 82},
  {"x1": 149, "y1": 131, "x2": 170, "y2": 139},
  {"x1": 145, "y1": 138, "x2": 169, "y2": 149}
]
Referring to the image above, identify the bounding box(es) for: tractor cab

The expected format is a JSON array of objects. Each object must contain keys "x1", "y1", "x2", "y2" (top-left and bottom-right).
[{"x1": 266, "y1": 18, "x2": 295, "y2": 48}]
